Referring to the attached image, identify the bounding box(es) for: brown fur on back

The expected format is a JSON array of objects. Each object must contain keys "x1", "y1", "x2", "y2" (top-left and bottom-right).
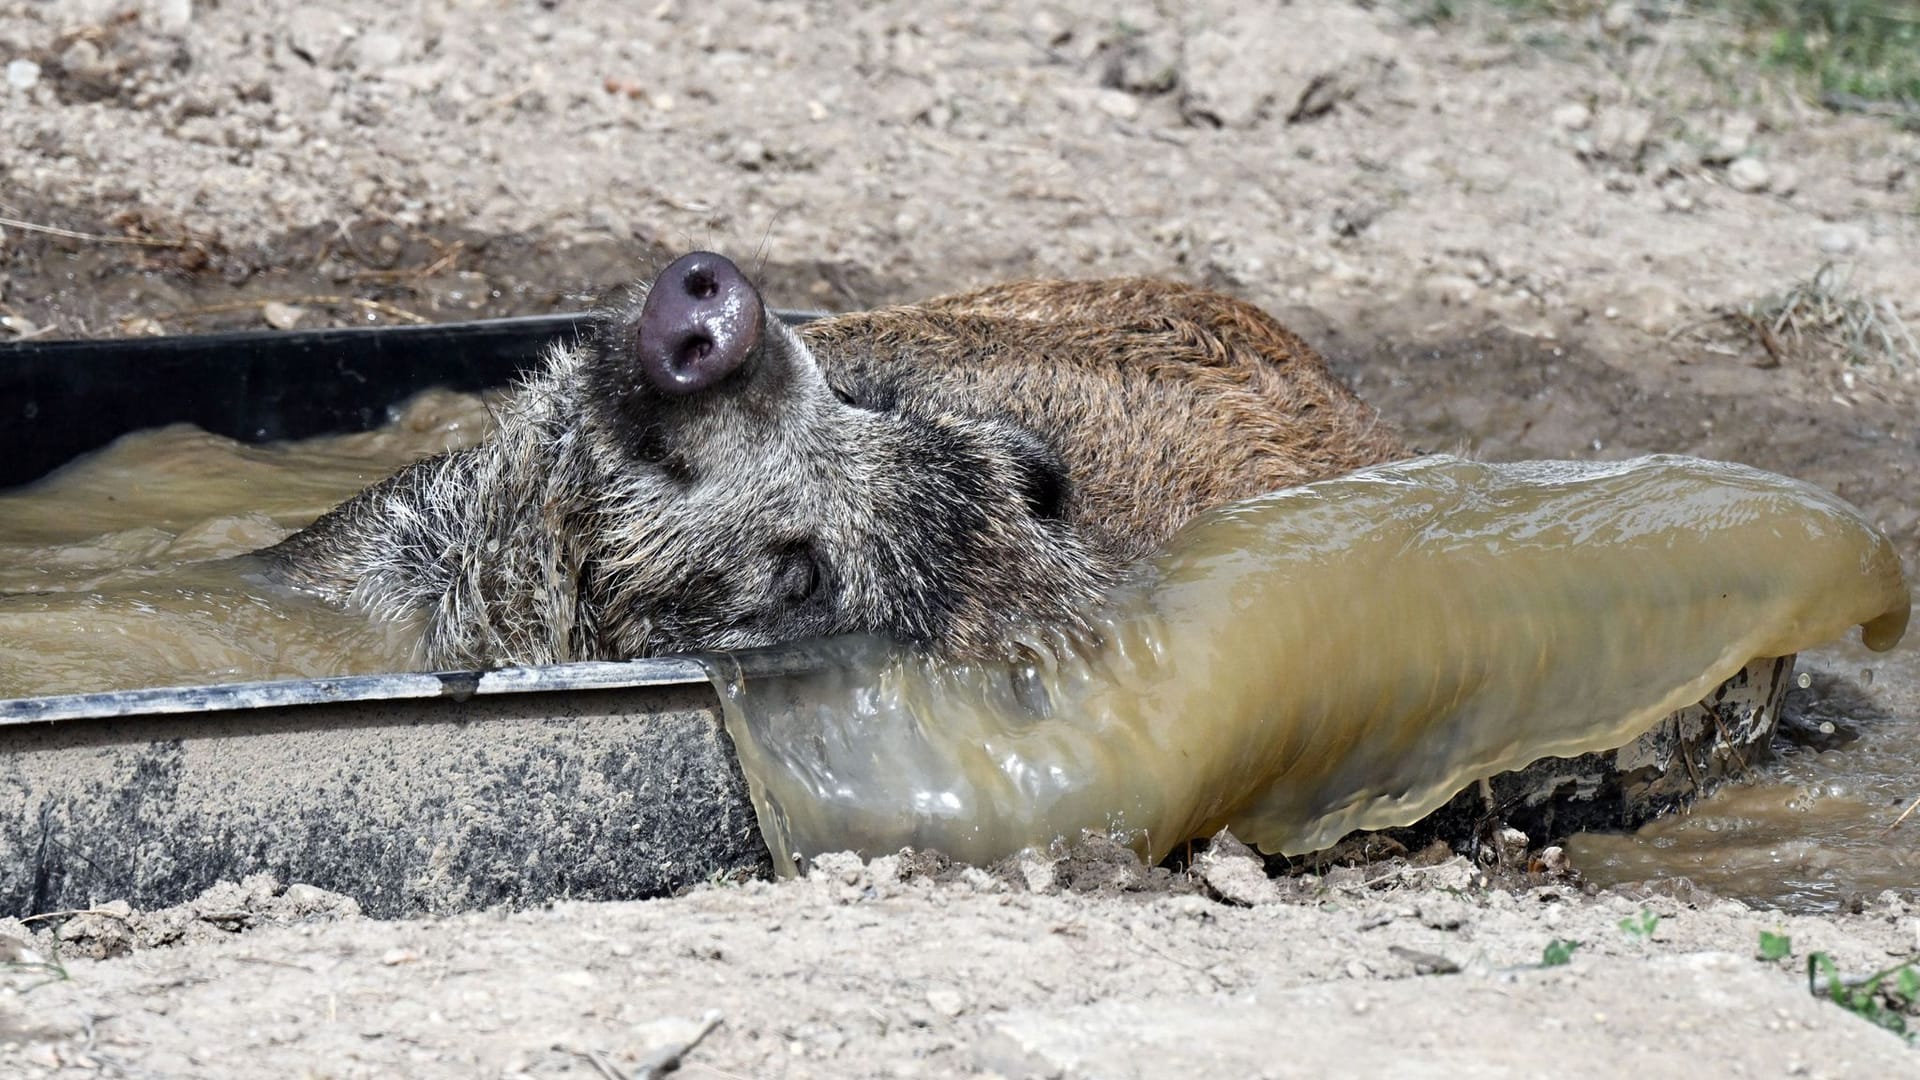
[{"x1": 808, "y1": 278, "x2": 1404, "y2": 560}]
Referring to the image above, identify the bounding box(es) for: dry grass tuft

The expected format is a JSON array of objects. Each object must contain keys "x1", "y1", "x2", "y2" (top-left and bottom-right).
[{"x1": 1690, "y1": 263, "x2": 1918, "y2": 372}]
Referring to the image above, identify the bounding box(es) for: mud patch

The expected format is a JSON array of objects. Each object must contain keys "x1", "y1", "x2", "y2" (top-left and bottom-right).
[
  {"x1": 0, "y1": 207, "x2": 901, "y2": 340},
  {"x1": 1331, "y1": 329, "x2": 1920, "y2": 559}
]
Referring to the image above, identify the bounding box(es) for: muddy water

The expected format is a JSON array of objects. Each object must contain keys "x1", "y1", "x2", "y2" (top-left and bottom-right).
[
  {"x1": 1343, "y1": 334, "x2": 1920, "y2": 913},
  {"x1": 1, "y1": 389, "x2": 1915, "y2": 913},
  {"x1": 0, "y1": 390, "x2": 494, "y2": 697},
  {"x1": 712, "y1": 457, "x2": 1906, "y2": 883},
  {"x1": 1569, "y1": 642, "x2": 1920, "y2": 912}
]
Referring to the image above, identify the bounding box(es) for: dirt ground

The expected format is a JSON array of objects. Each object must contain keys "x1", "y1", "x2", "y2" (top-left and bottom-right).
[
  {"x1": 2, "y1": 0, "x2": 1918, "y2": 1075},
  {"x1": 4, "y1": 849, "x2": 1920, "y2": 1078}
]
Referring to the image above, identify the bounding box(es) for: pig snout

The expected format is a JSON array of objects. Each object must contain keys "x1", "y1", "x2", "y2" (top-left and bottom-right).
[{"x1": 635, "y1": 251, "x2": 767, "y2": 397}]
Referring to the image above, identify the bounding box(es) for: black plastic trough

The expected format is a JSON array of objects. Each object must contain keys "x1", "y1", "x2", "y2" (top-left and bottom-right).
[{"x1": 0, "y1": 313, "x2": 591, "y2": 489}]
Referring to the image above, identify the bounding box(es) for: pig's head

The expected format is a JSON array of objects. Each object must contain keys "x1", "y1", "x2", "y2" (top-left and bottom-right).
[{"x1": 575, "y1": 251, "x2": 1112, "y2": 659}]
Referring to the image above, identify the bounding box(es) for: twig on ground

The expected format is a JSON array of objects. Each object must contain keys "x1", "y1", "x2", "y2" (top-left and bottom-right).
[
  {"x1": 0, "y1": 214, "x2": 205, "y2": 250},
  {"x1": 165, "y1": 295, "x2": 431, "y2": 326},
  {"x1": 574, "y1": 1011, "x2": 725, "y2": 1080},
  {"x1": 20, "y1": 908, "x2": 132, "y2": 926},
  {"x1": 233, "y1": 955, "x2": 317, "y2": 973},
  {"x1": 1740, "y1": 311, "x2": 1786, "y2": 369},
  {"x1": 636, "y1": 1011, "x2": 725, "y2": 1080},
  {"x1": 1820, "y1": 91, "x2": 1920, "y2": 122},
  {"x1": 581, "y1": 1050, "x2": 629, "y2": 1080}
]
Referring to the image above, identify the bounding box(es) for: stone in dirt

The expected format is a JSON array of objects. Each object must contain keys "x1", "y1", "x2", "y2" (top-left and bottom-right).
[
  {"x1": 1727, "y1": 156, "x2": 1772, "y2": 194},
  {"x1": 1178, "y1": 1, "x2": 1393, "y2": 128},
  {"x1": 1194, "y1": 829, "x2": 1284, "y2": 906},
  {"x1": 6, "y1": 58, "x2": 40, "y2": 90}
]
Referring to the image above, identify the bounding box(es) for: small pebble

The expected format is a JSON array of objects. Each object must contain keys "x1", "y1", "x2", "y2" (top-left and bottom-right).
[
  {"x1": 1712, "y1": 113, "x2": 1757, "y2": 161},
  {"x1": 924, "y1": 986, "x2": 966, "y2": 1018},
  {"x1": 1092, "y1": 88, "x2": 1141, "y2": 121},
  {"x1": 1727, "y1": 157, "x2": 1771, "y2": 194},
  {"x1": 58, "y1": 40, "x2": 109, "y2": 81},
  {"x1": 1818, "y1": 225, "x2": 1863, "y2": 255},
  {"x1": 1536, "y1": 846, "x2": 1570, "y2": 876},
  {"x1": 151, "y1": 0, "x2": 194, "y2": 33},
  {"x1": 262, "y1": 301, "x2": 306, "y2": 330},
  {"x1": 6, "y1": 58, "x2": 41, "y2": 90},
  {"x1": 1551, "y1": 103, "x2": 1591, "y2": 133},
  {"x1": 1591, "y1": 106, "x2": 1652, "y2": 162},
  {"x1": 351, "y1": 32, "x2": 406, "y2": 71}
]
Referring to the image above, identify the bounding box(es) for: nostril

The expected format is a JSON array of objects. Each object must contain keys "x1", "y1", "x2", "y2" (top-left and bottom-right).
[
  {"x1": 672, "y1": 334, "x2": 715, "y2": 374},
  {"x1": 684, "y1": 268, "x2": 718, "y2": 300}
]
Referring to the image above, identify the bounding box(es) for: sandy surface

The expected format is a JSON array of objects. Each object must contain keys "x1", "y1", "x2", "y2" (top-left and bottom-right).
[
  {"x1": 3, "y1": 0, "x2": 1919, "y2": 1075},
  {"x1": 5, "y1": 848, "x2": 1920, "y2": 1078}
]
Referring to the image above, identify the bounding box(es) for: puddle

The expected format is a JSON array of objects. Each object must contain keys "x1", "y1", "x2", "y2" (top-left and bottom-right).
[{"x1": 1566, "y1": 644, "x2": 1920, "y2": 912}]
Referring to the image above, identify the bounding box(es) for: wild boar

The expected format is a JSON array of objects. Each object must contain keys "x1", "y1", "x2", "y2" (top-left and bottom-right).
[{"x1": 268, "y1": 251, "x2": 1402, "y2": 666}]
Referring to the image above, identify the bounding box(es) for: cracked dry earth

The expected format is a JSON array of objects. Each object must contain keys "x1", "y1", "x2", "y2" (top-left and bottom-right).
[{"x1": 2, "y1": 0, "x2": 1919, "y2": 1075}]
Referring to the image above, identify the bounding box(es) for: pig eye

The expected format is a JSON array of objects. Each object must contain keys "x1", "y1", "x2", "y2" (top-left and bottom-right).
[
  {"x1": 773, "y1": 543, "x2": 825, "y2": 606},
  {"x1": 828, "y1": 380, "x2": 897, "y2": 414}
]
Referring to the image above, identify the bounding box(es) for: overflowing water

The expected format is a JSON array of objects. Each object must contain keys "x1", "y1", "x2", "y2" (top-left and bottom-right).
[{"x1": 706, "y1": 457, "x2": 1906, "y2": 890}]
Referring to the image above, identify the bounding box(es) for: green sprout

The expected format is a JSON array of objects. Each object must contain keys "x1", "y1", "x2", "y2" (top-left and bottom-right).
[
  {"x1": 1619, "y1": 909, "x2": 1661, "y2": 940},
  {"x1": 1541, "y1": 938, "x2": 1583, "y2": 967}
]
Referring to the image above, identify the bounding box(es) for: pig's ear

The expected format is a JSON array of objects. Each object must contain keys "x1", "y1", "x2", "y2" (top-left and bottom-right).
[
  {"x1": 973, "y1": 417, "x2": 1071, "y2": 522},
  {"x1": 1013, "y1": 436, "x2": 1072, "y2": 522}
]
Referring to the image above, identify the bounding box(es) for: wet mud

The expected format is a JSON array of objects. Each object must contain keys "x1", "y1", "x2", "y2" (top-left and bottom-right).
[{"x1": 1, "y1": 207, "x2": 901, "y2": 340}]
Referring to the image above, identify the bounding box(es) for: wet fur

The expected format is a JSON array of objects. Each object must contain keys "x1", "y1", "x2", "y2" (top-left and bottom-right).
[{"x1": 268, "y1": 277, "x2": 1404, "y2": 667}]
